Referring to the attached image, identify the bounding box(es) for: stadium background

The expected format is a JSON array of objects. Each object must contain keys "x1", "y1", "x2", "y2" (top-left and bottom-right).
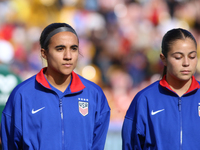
[{"x1": 0, "y1": 0, "x2": 200, "y2": 149}]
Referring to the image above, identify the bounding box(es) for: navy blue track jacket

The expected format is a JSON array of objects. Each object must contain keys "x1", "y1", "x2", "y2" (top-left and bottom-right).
[
  {"x1": 1, "y1": 68, "x2": 110, "y2": 150},
  {"x1": 122, "y1": 76, "x2": 200, "y2": 150}
]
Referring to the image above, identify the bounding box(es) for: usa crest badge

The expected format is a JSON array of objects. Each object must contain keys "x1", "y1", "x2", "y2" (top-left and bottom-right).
[{"x1": 79, "y1": 101, "x2": 88, "y2": 116}]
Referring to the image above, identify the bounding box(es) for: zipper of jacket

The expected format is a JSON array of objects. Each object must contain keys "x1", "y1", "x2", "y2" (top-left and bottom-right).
[
  {"x1": 59, "y1": 99, "x2": 65, "y2": 150},
  {"x1": 178, "y1": 98, "x2": 182, "y2": 150}
]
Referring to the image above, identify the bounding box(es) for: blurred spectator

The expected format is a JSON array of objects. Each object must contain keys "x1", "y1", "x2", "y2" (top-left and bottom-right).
[{"x1": 0, "y1": 39, "x2": 22, "y2": 126}]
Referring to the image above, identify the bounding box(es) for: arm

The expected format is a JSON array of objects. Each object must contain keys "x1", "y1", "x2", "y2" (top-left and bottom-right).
[
  {"x1": 92, "y1": 110, "x2": 110, "y2": 150},
  {"x1": 91, "y1": 91, "x2": 110, "y2": 150},
  {"x1": 122, "y1": 117, "x2": 145, "y2": 150},
  {"x1": 1, "y1": 89, "x2": 23, "y2": 150},
  {"x1": 122, "y1": 94, "x2": 145, "y2": 150},
  {"x1": 122, "y1": 117, "x2": 134, "y2": 150},
  {"x1": 1, "y1": 113, "x2": 22, "y2": 150}
]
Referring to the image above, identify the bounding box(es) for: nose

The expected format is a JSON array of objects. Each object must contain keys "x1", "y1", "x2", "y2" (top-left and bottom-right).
[
  {"x1": 182, "y1": 57, "x2": 189, "y2": 67},
  {"x1": 63, "y1": 49, "x2": 72, "y2": 60}
]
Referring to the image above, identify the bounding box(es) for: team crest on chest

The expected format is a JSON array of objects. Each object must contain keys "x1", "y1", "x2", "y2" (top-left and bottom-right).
[{"x1": 79, "y1": 101, "x2": 89, "y2": 116}]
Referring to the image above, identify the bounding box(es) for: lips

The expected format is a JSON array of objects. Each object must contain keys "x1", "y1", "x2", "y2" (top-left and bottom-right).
[
  {"x1": 63, "y1": 63, "x2": 72, "y2": 65},
  {"x1": 63, "y1": 63, "x2": 73, "y2": 67},
  {"x1": 181, "y1": 70, "x2": 191, "y2": 74}
]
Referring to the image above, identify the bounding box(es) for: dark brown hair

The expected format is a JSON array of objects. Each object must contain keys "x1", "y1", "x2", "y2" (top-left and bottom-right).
[{"x1": 39, "y1": 23, "x2": 78, "y2": 50}]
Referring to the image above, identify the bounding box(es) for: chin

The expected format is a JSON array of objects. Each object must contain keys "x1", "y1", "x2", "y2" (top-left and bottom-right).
[
  {"x1": 62, "y1": 72, "x2": 72, "y2": 76},
  {"x1": 179, "y1": 76, "x2": 192, "y2": 81},
  {"x1": 62, "y1": 71, "x2": 73, "y2": 76},
  {"x1": 59, "y1": 68, "x2": 73, "y2": 74}
]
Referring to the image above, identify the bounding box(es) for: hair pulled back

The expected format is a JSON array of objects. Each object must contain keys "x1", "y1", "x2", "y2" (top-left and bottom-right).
[{"x1": 39, "y1": 23, "x2": 77, "y2": 50}]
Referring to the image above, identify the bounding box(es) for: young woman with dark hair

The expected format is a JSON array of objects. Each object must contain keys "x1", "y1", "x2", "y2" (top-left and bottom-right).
[
  {"x1": 1, "y1": 23, "x2": 110, "y2": 150},
  {"x1": 122, "y1": 28, "x2": 200, "y2": 150}
]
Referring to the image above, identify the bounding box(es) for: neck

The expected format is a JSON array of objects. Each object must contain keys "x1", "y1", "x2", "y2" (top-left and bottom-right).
[
  {"x1": 44, "y1": 69, "x2": 71, "y2": 92},
  {"x1": 166, "y1": 75, "x2": 192, "y2": 97}
]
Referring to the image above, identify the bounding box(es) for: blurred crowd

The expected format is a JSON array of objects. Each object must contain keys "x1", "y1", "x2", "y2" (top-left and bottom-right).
[{"x1": 1, "y1": 0, "x2": 200, "y2": 133}]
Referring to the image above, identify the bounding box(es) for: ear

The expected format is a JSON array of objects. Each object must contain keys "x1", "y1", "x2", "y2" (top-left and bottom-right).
[
  {"x1": 160, "y1": 53, "x2": 167, "y2": 66},
  {"x1": 41, "y1": 49, "x2": 47, "y2": 60}
]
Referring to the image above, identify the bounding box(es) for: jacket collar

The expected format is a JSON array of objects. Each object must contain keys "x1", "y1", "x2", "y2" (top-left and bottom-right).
[
  {"x1": 36, "y1": 68, "x2": 85, "y2": 93},
  {"x1": 160, "y1": 75, "x2": 200, "y2": 94}
]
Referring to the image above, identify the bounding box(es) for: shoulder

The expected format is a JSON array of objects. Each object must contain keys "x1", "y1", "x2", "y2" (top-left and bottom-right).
[
  {"x1": 78, "y1": 75, "x2": 104, "y2": 93},
  {"x1": 6, "y1": 75, "x2": 36, "y2": 104},
  {"x1": 125, "y1": 81, "x2": 160, "y2": 119},
  {"x1": 12, "y1": 75, "x2": 36, "y2": 93},
  {"x1": 3, "y1": 75, "x2": 36, "y2": 115},
  {"x1": 136, "y1": 80, "x2": 160, "y2": 99},
  {"x1": 77, "y1": 75, "x2": 110, "y2": 111}
]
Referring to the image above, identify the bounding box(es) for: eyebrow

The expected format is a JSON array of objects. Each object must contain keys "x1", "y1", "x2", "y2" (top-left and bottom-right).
[
  {"x1": 55, "y1": 44, "x2": 78, "y2": 49},
  {"x1": 71, "y1": 45, "x2": 78, "y2": 48},
  {"x1": 172, "y1": 51, "x2": 197, "y2": 55},
  {"x1": 55, "y1": 45, "x2": 65, "y2": 48}
]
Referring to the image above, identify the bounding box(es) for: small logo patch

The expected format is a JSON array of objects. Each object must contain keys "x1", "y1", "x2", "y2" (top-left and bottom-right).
[
  {"x1": 32, "y1": 107, "x2": 45, "y2": 114},
  {"x1": 198, "y1": 104, "x2": 200, "y2": 117},
  {"x1": 79, "y1": 101, "x2": 88, "y2": 116},
  {"x1": 151, "y1": 109, "x2": 164, "y2": 115}
]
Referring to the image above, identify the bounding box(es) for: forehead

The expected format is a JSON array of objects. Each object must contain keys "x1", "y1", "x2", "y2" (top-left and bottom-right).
[
  {"x1": 50, "y1": 31, "x2": 79, "y2": 44},
  {"x1": 169, "y1": 38, "x2": 196, "y2": 54}
]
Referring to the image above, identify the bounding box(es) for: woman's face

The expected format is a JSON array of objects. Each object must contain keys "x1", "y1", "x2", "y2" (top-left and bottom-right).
[
  {"x1": 162, "y1": 38, "x2": 197, "y2": 82},
  {"x1": 41, "y1": 31, "x2": 79, "y2": 77}
]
